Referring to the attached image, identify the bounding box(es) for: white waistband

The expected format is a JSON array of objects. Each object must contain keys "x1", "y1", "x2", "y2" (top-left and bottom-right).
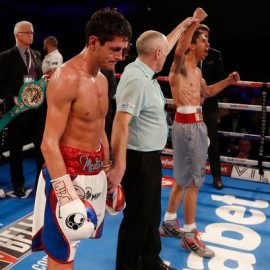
[{"x1": 176, "y1": 106, "x2": 202, "y2": 114}]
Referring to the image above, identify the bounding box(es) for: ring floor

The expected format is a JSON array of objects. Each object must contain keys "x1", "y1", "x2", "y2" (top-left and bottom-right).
[{"x1": 0, "y1": 158, "x2": 269, "y2": 270}]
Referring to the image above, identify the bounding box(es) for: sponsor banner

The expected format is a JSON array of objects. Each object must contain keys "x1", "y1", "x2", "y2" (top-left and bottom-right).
[
  {"x1": 231, "y1": 166, "x2": 270, "y2": 183},
  {"x1": 161, "y1": 176, "x2": 175, "y2": 187},
  {"x1": 161, "y1": 155, "x2": 233, "y2": 177},
  {"x1": 220, "y1": 162, "x2": 233, "y2": 177},
  {"x1": 161, "y1": 155, "x2": 173, "y2": 169},
  {"x1": 208, "y1": 162, "x2": 233, "y2": 177},
  {"x1": 0, "y1": 214, "x2": 33, "y2": 269}
]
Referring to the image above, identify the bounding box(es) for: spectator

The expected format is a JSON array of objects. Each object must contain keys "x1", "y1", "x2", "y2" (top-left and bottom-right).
[
  {"x1": 0, "y1": 21, "x2": 44, "y2": 197},
  {"x1": 198, "y1": 23, "x2": 225, "y2": 190},
  {"x1": 233, "y1": 138, "x2": 254, "y2": 159},
  {"x1": 42, "y1": 35, "x2": 63, "y2": 75}
]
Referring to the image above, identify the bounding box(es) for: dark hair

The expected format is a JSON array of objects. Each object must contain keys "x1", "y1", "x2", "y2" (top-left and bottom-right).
[
  {"x1": 191, "y1": 29, "x2": 203, "y2": 44},
  {"x1": 45, "y1": 36, "x2": 58, "y2": 47},
  {"x1": 185, "y1": 29, "x2": 203, "y2": 54},
  {"x1": 85, "y1": 7, "x2": 132, "y2": 46},
  {"x1": 198, "y1": 24, "x2": 210, "y2": 34}
]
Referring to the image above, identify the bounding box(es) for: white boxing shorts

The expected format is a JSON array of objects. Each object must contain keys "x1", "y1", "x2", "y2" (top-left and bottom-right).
[{"x1": 32, "y1": 146, "x2": 107, "y2": 263}]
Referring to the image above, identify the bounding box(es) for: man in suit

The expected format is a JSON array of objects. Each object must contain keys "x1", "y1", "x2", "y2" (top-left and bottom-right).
[
  {"x1": 199, "y1": 24, "x2": 225, "y2": 190},
  {"x1": 0, "y1": 21, "x2": 44, "y2": 197}
]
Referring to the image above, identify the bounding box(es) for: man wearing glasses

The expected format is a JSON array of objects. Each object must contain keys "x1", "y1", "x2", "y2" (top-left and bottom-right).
[{"x1": 0, "y1": 21, "x2": 44, "y2": 197}]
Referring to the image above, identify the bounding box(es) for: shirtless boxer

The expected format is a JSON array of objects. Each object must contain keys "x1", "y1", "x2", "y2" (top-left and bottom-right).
[
  {"x1": 31, "y1": 8, "x2": 132, "y2": 270},
  {"x1": 161, "y1": 8, "x2": 240, "y2": 257}
]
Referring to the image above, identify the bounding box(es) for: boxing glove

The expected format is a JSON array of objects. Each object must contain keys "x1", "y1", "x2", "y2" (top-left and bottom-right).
[
  {"x1": 106, "y1": 184, "x2": 126, "y2": 215},
  {"x1": 52, "y1": 175, "x2": 97, "y2": 241},
  {"x1": 56, "y1": 198, "x2": 97, "y2": 241}
]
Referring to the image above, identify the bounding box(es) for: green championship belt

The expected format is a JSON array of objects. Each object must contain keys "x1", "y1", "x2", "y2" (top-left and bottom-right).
[{"x1": 0, "y1": 77, "x2": 48, "y2": 132}]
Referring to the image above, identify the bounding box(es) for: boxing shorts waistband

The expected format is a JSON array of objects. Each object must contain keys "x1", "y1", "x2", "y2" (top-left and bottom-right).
[
  {"x1": 176, "y1": 106, "x2": 202, "y2": 114},
  {"x1": 175, "y1": 111, "x2": 203, "y2": 123},
  {"x1": 60, "y1": 145, "x2": 104, "y2": 175}
]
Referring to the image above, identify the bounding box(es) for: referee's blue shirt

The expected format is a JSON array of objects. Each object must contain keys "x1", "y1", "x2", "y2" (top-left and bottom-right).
[{"x1": 116, "y1": 58, "x2": 168, "y2": 152}]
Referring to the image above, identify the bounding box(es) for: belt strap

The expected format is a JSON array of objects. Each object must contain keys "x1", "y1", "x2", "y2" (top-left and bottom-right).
[{"x1": 175, "y1": 112, "x2": 203, "y2": 123}]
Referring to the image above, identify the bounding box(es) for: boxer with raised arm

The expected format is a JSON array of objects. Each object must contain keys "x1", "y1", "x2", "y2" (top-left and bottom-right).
[{"x1": 161, "y1": 8, "x2": 240, "y2": 257}]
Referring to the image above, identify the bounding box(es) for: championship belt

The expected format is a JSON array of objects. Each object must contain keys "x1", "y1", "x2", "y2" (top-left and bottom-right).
[{"x1": 0, "y1": 77, "x2": 49, "y2": 132}]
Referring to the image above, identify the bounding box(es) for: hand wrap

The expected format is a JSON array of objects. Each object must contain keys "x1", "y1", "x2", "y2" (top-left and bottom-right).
[{"x1": 52, "y1": 175, "x2": 97, "y2": 240}]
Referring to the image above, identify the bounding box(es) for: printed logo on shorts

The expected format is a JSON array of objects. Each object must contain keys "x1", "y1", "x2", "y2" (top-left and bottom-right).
[
  {"x1": 75, "y1": 186, "x2": 101, "y2": 201},
  {"x1": 79, "y1": 155, "x2": 102, "y2": 173}
]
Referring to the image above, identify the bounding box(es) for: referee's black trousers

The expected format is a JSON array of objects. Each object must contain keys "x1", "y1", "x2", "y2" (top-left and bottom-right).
[{"x1": 116, "y1": 149, "x2": 162, "y2": 270}]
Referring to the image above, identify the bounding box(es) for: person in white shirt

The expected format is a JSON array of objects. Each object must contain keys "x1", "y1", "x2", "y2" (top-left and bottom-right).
[{"x1": 42, "y1": 36, "x2": 63, "y2": 75}]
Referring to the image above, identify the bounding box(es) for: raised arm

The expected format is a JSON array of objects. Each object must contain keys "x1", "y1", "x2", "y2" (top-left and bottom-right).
[
  {"x1": 166, "y1": 16, "x2": 198, "y2": 54},
  {"x1": 170, "y1": 8, "x2": 207, "y2": 74}
]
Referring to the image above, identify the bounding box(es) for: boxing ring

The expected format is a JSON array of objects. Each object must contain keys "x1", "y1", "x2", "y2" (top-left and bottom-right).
[
  {"x1": 1, "y1": 76, "x2": 269, "y2": 183},
  {"x1": 0, "y1": 76, "x2": 270, "y2": 270},
  {"x1": 148, "y1": 76, "x2": 270, "y2": 184}
]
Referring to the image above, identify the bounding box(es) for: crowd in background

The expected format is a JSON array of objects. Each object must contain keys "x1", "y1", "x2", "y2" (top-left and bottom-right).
[{"x1": 217, "y1": 88, "x2": 270, "y2": 161}]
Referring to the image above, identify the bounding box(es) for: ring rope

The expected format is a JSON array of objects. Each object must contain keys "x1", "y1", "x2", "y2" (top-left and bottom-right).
[
  {"x1": 167, "y1": 126, "x2": 270, "y2": 142},
  {"x1": 218, "y1": 102, "x2": 270, "y2": 112},
  {"x1": 219, "y1": 156, "x2": 259, "y2": 166},
  {"x1": 165, "y1": 99, "x2": 270, "y2": 112},
  {"x1": 162, "y1": 148, "x2": 270, "y2": 168},
  {"x1": 218, "y1": 131, "x2": 270, "y2": 142},
  {"x1": 156, "y1": 76, "x2": 270, "y2": 89},
  {"x1": 220, "y1": 156, "x2": 270, "y2": 168},
  {"x1": 116, "y1": 73, "x2": 270, "y2": 89}
]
